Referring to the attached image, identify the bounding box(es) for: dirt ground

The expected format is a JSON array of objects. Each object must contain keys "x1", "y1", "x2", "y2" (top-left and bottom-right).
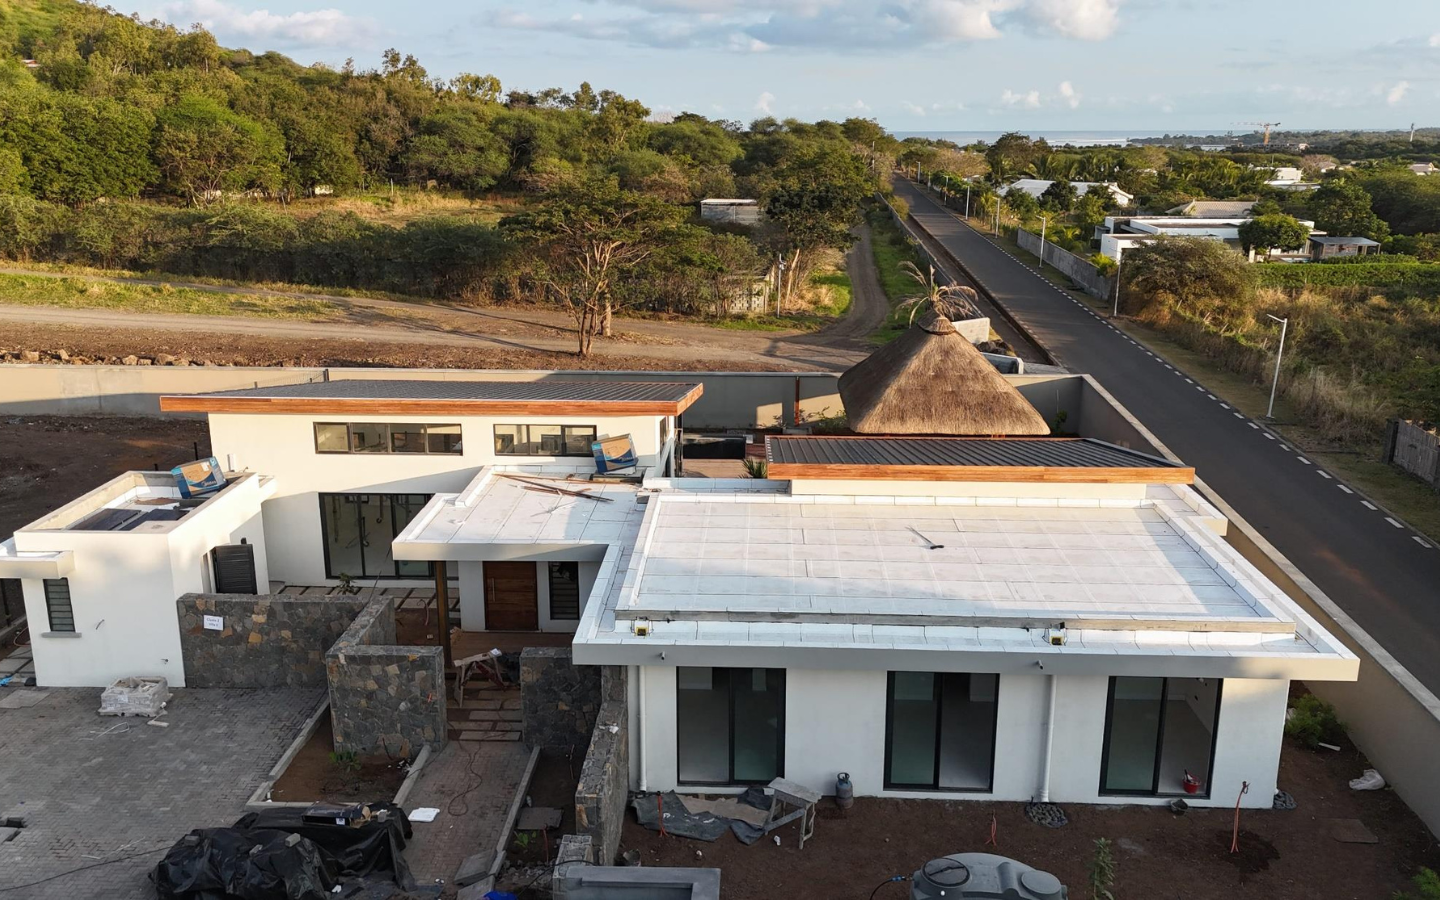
[
  {"x1": 0, "y1": 414, "x2": 211, "y2": 542},
  {"x1": 0, "y1": 322, "x2": 799, "y2": 372},
  {"x1": 621, "y1": 734, "x2": 1439, "y2": 900},
  {"x1": 500, "y1": 749, "x2": 583, "y2": 880},
  {"x1": 268, "y1": 717, "x2": 409, "y2": 803}
]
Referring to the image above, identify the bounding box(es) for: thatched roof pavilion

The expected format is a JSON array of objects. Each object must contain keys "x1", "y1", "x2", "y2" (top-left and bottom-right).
[{"x1": 837, "y1": 314, "x2": 1050, "y2": 435}]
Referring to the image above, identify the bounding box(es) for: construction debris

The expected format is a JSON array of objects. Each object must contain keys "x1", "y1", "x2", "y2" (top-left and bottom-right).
[{"x1": 99, "y1": 676, "x2": 171, "y2": 717}]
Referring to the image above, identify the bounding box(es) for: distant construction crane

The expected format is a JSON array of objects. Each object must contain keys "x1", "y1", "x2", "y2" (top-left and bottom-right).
[{"x1": 1236, "y1": 122, "x2": 1282, "y2": 146}]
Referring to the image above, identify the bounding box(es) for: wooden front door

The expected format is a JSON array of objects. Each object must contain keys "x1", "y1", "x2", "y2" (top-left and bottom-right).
[{"x1": 484, "y1": 561, "x2": 539, "y2": 630}]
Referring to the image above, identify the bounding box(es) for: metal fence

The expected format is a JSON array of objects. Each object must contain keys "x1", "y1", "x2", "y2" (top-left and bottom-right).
[{"x1": 1384, "y1": 419, "x2": 1440, "y2": 489}]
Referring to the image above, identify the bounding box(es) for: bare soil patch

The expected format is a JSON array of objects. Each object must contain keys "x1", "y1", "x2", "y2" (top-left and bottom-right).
[
  {"x1": 620, "y1": 735, "x2": 1438, "y2": 900},
  {"x1": 0, "y1": 414, "x2": 210, "y2": 542},
  {"x1": 0, "y1": 322, "x2": 796, "y2": 372},
  {"x1": 268, "y1": 717, "x2": 409, "y2": 804}
]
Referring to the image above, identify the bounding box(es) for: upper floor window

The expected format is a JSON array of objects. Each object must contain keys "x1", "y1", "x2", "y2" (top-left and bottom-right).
[
  {"x1": 314, "y1": 423, "x2": 462, "y2": 455},
  {"x1": 493, "y1": 425, "x2": 597, "y2": 457}
]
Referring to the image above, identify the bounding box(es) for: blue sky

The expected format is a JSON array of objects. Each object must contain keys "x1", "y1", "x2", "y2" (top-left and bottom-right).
[{"x1": 146, "y1": 0, "x2": 1438, "y2": 132}]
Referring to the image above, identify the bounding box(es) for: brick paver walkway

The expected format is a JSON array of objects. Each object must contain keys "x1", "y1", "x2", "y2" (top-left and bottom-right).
[
  {"x1": 404, "y1": 740, "x2": 533, "y2": 891},
  {"x1": 0, "y1": 687, "x2": 323, "y2": 899}
]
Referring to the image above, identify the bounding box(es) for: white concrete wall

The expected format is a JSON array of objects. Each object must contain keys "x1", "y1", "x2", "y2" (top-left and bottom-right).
[
  {"x1": 634, "y1": 665, "x2": 1284, "y2": 809},
  {"x1": 208, "y1": 413, "x2": 658, "y2": 585},
  {"x1": 456, "y1": 559, "x2": 599, "y2": 633},
  {"x1": 14, "y1": 475, "x2": 271, "y2": 687}
]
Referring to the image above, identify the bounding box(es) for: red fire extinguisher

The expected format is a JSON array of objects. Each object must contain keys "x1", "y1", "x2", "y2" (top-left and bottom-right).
[{"x1": 1183, "y1": 770, "x2": 1201, "y2": 794}]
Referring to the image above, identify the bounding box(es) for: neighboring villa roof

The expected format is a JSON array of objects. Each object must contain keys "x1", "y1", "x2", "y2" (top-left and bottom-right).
[
  {"x1": 765, "y1": 436, "x2": 1192, "y2": 483},
  {"x1": 1164, "y1": 200, "x2": 1257, "y2": 218},
  {"x1": 159, "y1": 379, "x2": 704, "y2": 416},
  {"x1": 1309, "y1": 236, "x2": 1380, "y2": 246},
  {"x1": 1004, "y1": 179, "x2": 1133, "y2": 202},
  {"x1": 837, "y1": 316, "x2": 1050, "y2": 436}
]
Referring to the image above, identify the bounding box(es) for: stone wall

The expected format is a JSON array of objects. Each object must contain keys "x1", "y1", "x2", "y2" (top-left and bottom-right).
[
  {"x1": 1016, "y1": 227, "x2": 1116, "y2": 301},
  {"x1": 575, "y1": 666, "x2": 629, "y2": 866},
  {"x1": 324, "y1": 596, "x2": 445, "y2": 757},
  {"x1": 520, "y1": 647, "x2": 602, "y2": 752},
  {"x1": 177, "y1": 594, "x2": 369, "y2": 688}
]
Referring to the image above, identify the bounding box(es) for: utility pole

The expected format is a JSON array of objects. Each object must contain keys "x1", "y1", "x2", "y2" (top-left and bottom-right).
[
  {"x1": 1039, "y1": 215, "x2": 1048, "y2": 270},
  {"x1": 1264, "y1": 314, "x2": 1289, "y2": 419},
  {"x1": 964, "y1": 185, "x2": 971, "y2": 221},
  {"x1": 1112, "y1": 253, "x2": 1122, "y2": 317}
]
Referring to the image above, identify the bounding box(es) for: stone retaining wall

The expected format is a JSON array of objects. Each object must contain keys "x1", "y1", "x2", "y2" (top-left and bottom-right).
[
  {"x1": 177, "y1": 594, "x2": 369, "y2": 688},
  {"x1": 325, "y1": 596, "x2": 445, "y2": 756},
  {"x1": 575, "y1": 666, "x2": 629, "y2": 866},
  {"x1": 520, "y1": 647, "x2": 602, "y2": 752}
]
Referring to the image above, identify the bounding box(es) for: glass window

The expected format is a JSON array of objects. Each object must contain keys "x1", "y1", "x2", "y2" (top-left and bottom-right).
[
  {"x1": 314, "y1": 423, "x2": 349, "y2": 453},
  {"x1": 427, "y1": 424, "x2": 462, "y2": 454},
  {"x1": 564, "y1": 426, "x2": 597, "y2": 456},
  {"x1": 43, "y1": 578, "x2": 75, "y2": 633},
  {"x1": 885, "y1": 672, "x2": 999, "y2": 791},
  {"x1": 548, "y1": 561, "x2": 581, "y2": 620},
  {"x1": 494, "y1": 425, "x2": 599, "y2": 457},
  {"x1": 676, "y1": 667, "x2": 784, "y2": 785},
  {"x1": 1101, "y1": 676, "x2": 1222, "y2": 797},
  {"x1": 320, "y1": 493, "x2": 435, "y2": 580},
  {"x1": 349, "y1": 423, "x2": 389, "y2": 453},
  {"x1": 494, "y1": 425, "x2": 523, "y2": 455},
  {"x1": 390, "y1": 425, "x2": 427, "y2": 453}
]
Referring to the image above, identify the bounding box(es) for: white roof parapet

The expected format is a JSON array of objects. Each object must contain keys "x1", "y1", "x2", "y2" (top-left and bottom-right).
[{"x1": 0, "y1": 538, "x2": 75, "y2": 579}]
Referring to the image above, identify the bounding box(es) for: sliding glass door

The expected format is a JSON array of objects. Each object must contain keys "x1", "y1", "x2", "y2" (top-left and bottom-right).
[
  {"x1": 1101, "y1": 676, "x2": 1222, "y2": 797},
  {"x1": 676, "y1": 667, "x2": 785, "y2": 786},
  {"x1": 885, "y1": 672, "x2": 1000, "y2": 791},
  {"x1": 319, "y1": 493, "x2": 433, "y2": 580}
]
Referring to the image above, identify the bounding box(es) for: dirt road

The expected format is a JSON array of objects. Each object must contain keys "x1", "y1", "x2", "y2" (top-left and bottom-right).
[{"x1": 0, "y1": 250, "x2": 894, "y2": 371}]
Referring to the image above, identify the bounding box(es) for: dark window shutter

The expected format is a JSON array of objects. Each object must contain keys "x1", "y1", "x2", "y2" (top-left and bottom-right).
[
  {"x1": 43, "y1": 578, "x2": 75, "y2": 633},
  {"x1": 213, "y1": 543, "x2": 258, "y2": 594}
]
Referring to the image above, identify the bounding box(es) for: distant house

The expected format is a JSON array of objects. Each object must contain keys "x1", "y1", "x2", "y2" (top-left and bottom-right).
[
  {"x1": 1308, "y1": 235, "x2": 1380, "y2": 261},
  {"x1": 21, "y1": 59, "x2": 39, "y2": 70},
  {"x1": 1409, "y1": 163, "x2": 1437, "y2": 176},
  {"x1": 1002, "y1": 179, "x2": 1134, "y2": 207},
  {"x1": 1095, "y1": 213, "x2": 1317, "y2": 263},
  {"x1": 1263, "y1": 166, "x2": 1304, "y2": 186},
  {"x1": 699, "y1": 198, "x2": 762, "y2": 226},
  {"x1": 1165, "y1": 200, "x2": 1257, "y2": 218}
]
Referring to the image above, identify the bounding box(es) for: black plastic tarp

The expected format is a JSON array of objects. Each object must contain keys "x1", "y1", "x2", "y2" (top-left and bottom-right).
[
  {"x1": 631, "y1": 789, "x2": 772, "y2": 844},
  {"x1": 154, "y1": 802, "x2": 417, "y2": 900}
]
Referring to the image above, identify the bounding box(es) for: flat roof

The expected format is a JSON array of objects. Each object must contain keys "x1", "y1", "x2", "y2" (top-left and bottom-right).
[
  {"x1": 622, "y1": 498, "x2": 1275, "y2": 628},
  {"x1": 1310, "y1": 236, "x2": 1380, "y2": 246},
  {"x1": 20, "y1": 471, "x2": 249, "y2": 535},
  {"x1": 766, "y1": 437, "x2": 1193, "y2": 484},
  {"x1": 159, "y1": 379, "x2": 704, "y2": 416}
]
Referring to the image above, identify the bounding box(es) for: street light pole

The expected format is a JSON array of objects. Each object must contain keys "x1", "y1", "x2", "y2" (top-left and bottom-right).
[
  {"x1": 964, "y1": 185, "x2": 971, "y2": 221},
  {"x1": 1112, "y1": 254, "x2": 1121, "y2": 316},
  {"x1": 1039, "y1": 215, "x2": 1048, "y2": 270},
  {"x1": 1265, "y1": 313, "x2": 1288, "y2": 419}
]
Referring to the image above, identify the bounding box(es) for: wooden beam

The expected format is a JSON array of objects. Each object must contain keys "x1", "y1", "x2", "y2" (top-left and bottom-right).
[
  {"x1": 158, "y1": 383, "x2": 704, "y2": 416},
  {"x1": 434, "y1": 560, "x2": 453, "y2": 670},
  {"x1": 765, "y1": 462, "x2": 1195, "y2": 484}
]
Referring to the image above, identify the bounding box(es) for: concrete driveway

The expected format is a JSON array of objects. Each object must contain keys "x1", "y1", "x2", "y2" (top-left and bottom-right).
[{"x1": 0, "y1": 686, "x2": 323, "y2": 900}]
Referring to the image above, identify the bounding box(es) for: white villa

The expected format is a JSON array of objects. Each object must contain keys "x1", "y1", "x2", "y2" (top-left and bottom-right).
[{"x1": 0, "y1": 326, "x2": 1357, "y2": 810}]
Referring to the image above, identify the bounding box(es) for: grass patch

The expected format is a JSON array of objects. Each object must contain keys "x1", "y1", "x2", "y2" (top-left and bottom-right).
[
  {"x1": 710, "y1": 266, "x2": 853, "y2": 333},
  {"x1": 866, "y1": 208, "x2": 926, "y2": 344},
  {"x1": 0, "y1": 272, "x2": 341, "y2": 320}
]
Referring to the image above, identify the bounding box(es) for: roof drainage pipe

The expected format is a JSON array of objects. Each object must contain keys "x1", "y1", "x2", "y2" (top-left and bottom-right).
[{"x1": 1037, "y1": 672, "x2": 1057, "y2": 803}]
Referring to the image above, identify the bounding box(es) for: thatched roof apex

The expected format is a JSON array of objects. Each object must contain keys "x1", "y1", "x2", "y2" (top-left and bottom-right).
[{"x1": 837, "y1": 314, "x2": 1049, "y2": 436}]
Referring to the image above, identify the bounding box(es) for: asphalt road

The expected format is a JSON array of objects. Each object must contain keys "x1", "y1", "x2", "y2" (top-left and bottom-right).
[{"x1": 893, "y1": 177, "x2": 1440, "y2": 694}]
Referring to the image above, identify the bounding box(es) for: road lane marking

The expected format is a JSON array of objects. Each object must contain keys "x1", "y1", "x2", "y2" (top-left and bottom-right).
[
  {"x1": 1417, "y1": 537, "x2": 1434, "y2": 549},
  {"x1": 1317, "y1": 471, "x2": 1332, "y2": 479},
  {"x1": 1297, "y1": 457, "x2": 1310, "y2": 464},
  {"x1": 1264, "y1": 433, "x2": 1275, "y2": 440},
  {"x1": 1248, "y1": 422, "x2": 1258, "y2": 429},
  {"x1": 1361, "y1": 501, "x2": 1378, "y2": 510},
  {"x1": 1337, "y1": 485, "x2": 1353, "y2": 493},
  {"x1": 1234, "y1": 412, "x2": 1244, "y2": 419},
  {"x1": 1220, "y1": 403, "x2": 1230, "y2": 409},
  {"x1": 1184, "y1": 378, "x2": 1193, "y2": 383},
  {"x1": 1385, "y1": 517, "x2": 1403, "y2": 528}
]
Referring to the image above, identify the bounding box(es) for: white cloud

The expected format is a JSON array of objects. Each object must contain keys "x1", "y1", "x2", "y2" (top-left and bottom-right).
[
  {"x1": 486, "y1": 0, "x2": 1131, "y2": 51},
  {"x1": 755, "y1": 91, "x2": 776, "y2": 114},
  {"x1": 902, "y1": 100, "x2": 927, "y2": 116},
  {"x1": 1000, "y1": 88, "x2": 1042, "y2": 109},
  {"x1": 1022, "y1": 0, "x2": 1119, "y2": 40},
  {"x1": 161, "y1": 0, "x2": 375, "y2": 46},
  {"x1": 1387, "y1": 81, "x2": 1410, "y2": 105},
  {"x1": 1058, "y1": 80, "x2": 1080, "y2": 108},
  {"x1": 1430, "y1": 33, "x2": 1440, "y2": 48}
]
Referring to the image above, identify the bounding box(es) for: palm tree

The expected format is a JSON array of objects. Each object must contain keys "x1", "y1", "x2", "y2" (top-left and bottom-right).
[{"x1": 896, "y1": 262, "x2": 982, "y2": 323}]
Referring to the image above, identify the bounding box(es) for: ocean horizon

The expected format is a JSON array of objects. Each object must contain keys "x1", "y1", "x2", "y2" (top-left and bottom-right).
[{"x1": 894, "y1": 130, "x2": 1230, "y2": 147}]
